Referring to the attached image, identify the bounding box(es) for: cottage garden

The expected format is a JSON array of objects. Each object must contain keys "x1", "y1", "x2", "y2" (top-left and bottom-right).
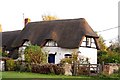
[
  {"x1": 1, "y1": 44, "x2": 120, "y2": 79},
  {"x1": 4, "y1": 45, "x2": 90, "y2": 75}
]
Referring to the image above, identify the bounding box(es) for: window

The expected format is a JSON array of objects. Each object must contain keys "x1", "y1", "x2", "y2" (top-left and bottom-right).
[
  {"x1": 23, "y1": 41, "x2": 31, "y2": 46},
  {"x1": 86, "y1": 37, "x2": 91, "y2": 47},
  {"x1": 81, "y1": 37, "x2": 96, "y2": 48},
  {"x1": 64, "y1": 54, "x2": 72, "y2": 58},
  {"x1": 45, "y1": 40, "x2": 58, "y2": 47}
]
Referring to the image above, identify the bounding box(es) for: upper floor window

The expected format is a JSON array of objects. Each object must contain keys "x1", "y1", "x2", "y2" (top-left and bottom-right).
[
  {"x1": 23, "y1": 40, "x2": 31, "y2": 46},
  {"x1": 45, "y1": 40, "x2": 58, "y2": 47},
  {"x1": 81, "y1": 36, "x2": 96, "y2": 48}
]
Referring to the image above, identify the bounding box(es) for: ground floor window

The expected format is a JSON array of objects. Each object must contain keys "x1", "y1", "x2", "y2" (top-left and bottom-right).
[{"x1": 64, "y1": 54, "x2": 72, "y2": 58}]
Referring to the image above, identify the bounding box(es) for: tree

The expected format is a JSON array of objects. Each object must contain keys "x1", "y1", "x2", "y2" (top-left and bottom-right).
[
  {"x1": 97, "y1": 35, "x2": 120, "y2": 64},
  {"x1": 108, "y1": 41, "x2": 120, "y2": 53},
  {"x1": 98, "y1": 35, "x2": 107, "y2": 51},
  {"x1": 42, "y1": 14, "x2": 59, "y2": 21},
  {"x1": 97, "y1": 35, "x2": 108, "y2": 62}
]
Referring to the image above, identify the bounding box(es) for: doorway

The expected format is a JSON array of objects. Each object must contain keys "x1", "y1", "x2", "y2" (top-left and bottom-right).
[{"x1": 48, "y1": 54, "x2": 55, "y2": 63}]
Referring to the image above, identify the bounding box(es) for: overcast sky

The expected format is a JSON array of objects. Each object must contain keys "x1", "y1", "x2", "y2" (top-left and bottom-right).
[{"x1": 0, "y1": 0, "x2": 119, "y2": 46}]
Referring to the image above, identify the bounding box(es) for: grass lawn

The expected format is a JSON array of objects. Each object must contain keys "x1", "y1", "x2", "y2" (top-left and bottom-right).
[
  {"x1": 1, "y1": 71, "x2": 90, "y2": 78},
  {"x1": 1, "y1": 71, "x2": 120, "y2": 80}
]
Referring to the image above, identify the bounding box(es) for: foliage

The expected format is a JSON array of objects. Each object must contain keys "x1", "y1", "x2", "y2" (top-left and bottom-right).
[
  {"x1": 97, "y1": 35, "x2": 107, "y2": 51},
  {"x1": 108, "y1": 41, "x2": 120, "y2": 53},
  {"x1": 60, "y1": 51, "x2": 89, "y2": 65},
  {"x1": 98, "y1": 50, "x2": 120, "y2": 64},
  {"x1": 6, "y1": 59, "x2": 15, "y2": 71},
  {"x1": 0, "y1": 48, "x2": 2, "y2": 56},
  {"x1": 60, "y1": 58, "x2": 72, "y2": 64},
  {"x1": 2, "y1": 52, "x2": 8, "y2": 57},
  {"x1": 14, "y1": 61, "x2": 31, "y2": 72},
  {"x1": 71, "y1": 51, "x2": 78, "y2": 62},
  {"x1": 25, "y1": 45, "x2": 47, "y2": 64},
  {"x1": 42, "y1": 14, "x2": 58, "y2": 21},
  {"x1": 97, "y1": 35, "x2": 120, "y2": 64},
  {"x1": 31, "y1": 63, "x2": 64, "y2": 75},
  {"x1": 77, "y1": 66, "x2": 89, "y2": 75},
  {"x1": 60, "y1": 51, "x2": 78, "y2": 65}
]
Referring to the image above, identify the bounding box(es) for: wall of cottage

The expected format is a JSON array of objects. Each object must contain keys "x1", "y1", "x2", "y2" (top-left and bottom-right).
[
  {"x1": 18, "y1": 37, "x2": 97, "y2": 64},
  {"x1": 42, "y1": 47, "x2": 77, "y2": 64},
  {"x1": 42, "y1": 47, "x2": 97, "y2": 64}
]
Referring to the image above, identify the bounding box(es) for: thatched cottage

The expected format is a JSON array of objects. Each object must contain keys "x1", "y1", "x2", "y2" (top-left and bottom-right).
[{"x1": 2, "y1": 18, "x2": 99, "y2": 64}]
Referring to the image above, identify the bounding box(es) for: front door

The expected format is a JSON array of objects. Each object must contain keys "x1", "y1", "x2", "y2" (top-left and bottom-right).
[{"x1": 48, "y1": 54, "x2": 55, "y2": 63}]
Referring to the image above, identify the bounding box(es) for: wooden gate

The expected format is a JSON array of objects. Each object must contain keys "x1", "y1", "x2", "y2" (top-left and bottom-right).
[{"x1": 73, "y1": 62, "x2": 102, "y2": 76}]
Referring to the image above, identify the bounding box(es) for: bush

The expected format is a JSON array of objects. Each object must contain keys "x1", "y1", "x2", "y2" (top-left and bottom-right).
[
  {"x1": 14, "y1": 61, "x2": 32, "y2": 72},
  {"x1": 14, "y1": 61, "x2": 21, "y2": 71},
  {"x1": 60, "y1": 51, "x2": 79, "y2": 65},
  {"x1": 25, "y1": 45, "x2": 47, "y2": 64},
  {"x1": 31, "y1": 63, "x2": 64, "y2": 75},
  {"x1": 2, "y1": 52, "x2": 8, "y2": 57},
  {"x1": 77, "y1": 66, "x2": 89, "y2": 75},
  {"x1": 98, "y1": 50, "x2": 120, "y2": 64},
  {"x1": 6, "y1": 59, "x2": 15, "y2": 71},
  {"x1": 60, "y1": 58, "x2": 72, "y2": 65}
]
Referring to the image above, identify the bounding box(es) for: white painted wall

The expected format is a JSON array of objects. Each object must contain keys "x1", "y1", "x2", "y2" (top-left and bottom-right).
[
  {"x1": 42, "y1": 37, "x2": 97, "y2": 64},
  {"x1": 42, "y1": 47, "x2": 77, "y2": 64},
  {"x1": 78, "y1": 47, "x2": 97, "y2": 64},
  {"x1": 42, "y1": 47, "x2": 97, "y2": 64}
]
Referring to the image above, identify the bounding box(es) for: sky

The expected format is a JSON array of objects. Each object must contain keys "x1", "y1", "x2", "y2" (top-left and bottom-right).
[{"x1": 0, "y1": 0, "x2": 119, "y2": 46}]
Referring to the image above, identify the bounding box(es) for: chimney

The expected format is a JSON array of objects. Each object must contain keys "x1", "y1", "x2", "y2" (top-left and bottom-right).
[{"x1": 24, "y1": 18, "x2": 31, "y2": 26}]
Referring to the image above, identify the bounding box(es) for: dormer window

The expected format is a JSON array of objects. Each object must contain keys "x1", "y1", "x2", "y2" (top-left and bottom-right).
[
  {"x1": 22, "y1": 39, "x2": 31, "y2": 47},
  {"x1": 81, "y1": 36, "x2": 96, "y2": 48},
  {"x1": 45, "y1": 40, "x2": 58, "y2": 47}
]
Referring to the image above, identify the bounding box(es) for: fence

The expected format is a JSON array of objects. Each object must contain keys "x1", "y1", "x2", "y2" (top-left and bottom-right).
[{"x1": 72, "y1": 63, "x2": 102, "y2": 76}]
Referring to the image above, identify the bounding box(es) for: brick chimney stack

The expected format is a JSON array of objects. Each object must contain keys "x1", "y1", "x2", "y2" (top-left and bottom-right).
[{"x1": 24, "y1": 18, "x2": 31, "y2": 27}]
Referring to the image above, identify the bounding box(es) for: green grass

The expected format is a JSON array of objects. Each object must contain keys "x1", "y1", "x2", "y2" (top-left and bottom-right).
[
  {"x1": 1, "y1": 71, "x2": 120, "y2": 80},
  {"x1": 1, "y1": 71, "x2": 89, "y2": 78}
]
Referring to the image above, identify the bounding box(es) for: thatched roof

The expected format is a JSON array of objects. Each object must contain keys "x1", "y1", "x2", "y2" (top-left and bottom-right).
[
  {"x1": 12, "y1": 18, "x2": 99, "y2": 49},
  {"x1": 2, "y1": 30, "x2": 21, "y2": 51}
]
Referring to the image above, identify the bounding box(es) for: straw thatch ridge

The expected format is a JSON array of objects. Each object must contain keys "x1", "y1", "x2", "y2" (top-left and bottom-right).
[{"x1": 12, "y1": 18, "x2": 99, "y2": 49}]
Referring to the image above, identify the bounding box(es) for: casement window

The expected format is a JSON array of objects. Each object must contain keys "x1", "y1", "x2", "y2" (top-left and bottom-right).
[
  {"x1": 64, "y1": 54, "x2": 72, "y2": 58},
  {"x1": 86, "y1": 37, "x2": 93, "y2": 47},
  {"x1": 45, "y1": 40, "x2": 58, "y2": 47},
  {"x1": 81, "y1": 37, "x2": 96, "y2": 48}
]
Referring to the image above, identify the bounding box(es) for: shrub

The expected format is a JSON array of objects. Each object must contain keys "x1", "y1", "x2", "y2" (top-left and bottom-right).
[
  {"x1": 31, "y1": 63, "x2": 64, "y2": 75},
  {"x1": 98, "y1": 50, "x2": 120, "y2": 64},
  {"x1": 25, "y1": 45, "x2": 47, "y2": 64},
  {"x1": 52, "y1": 64, "x2": 65, "y2": 75},
  {"x1": 60, "y1": 58, "x2": 72, "y2": 65},
  {"x1": 14, "y1": 61, "x2": 32, "y2": 72},
  {"x1": 6, "y1": 59, "x2": 15, "y2": 71},
  {"x1": 77, "y1": 66, "x2": 89, "y2": 75},
  {"x1": 60, "y1": 51, "x2": 79, "y2": 65},
  {"x1": 14, "y1": 61, "x2": 21, "y2": 71}
]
